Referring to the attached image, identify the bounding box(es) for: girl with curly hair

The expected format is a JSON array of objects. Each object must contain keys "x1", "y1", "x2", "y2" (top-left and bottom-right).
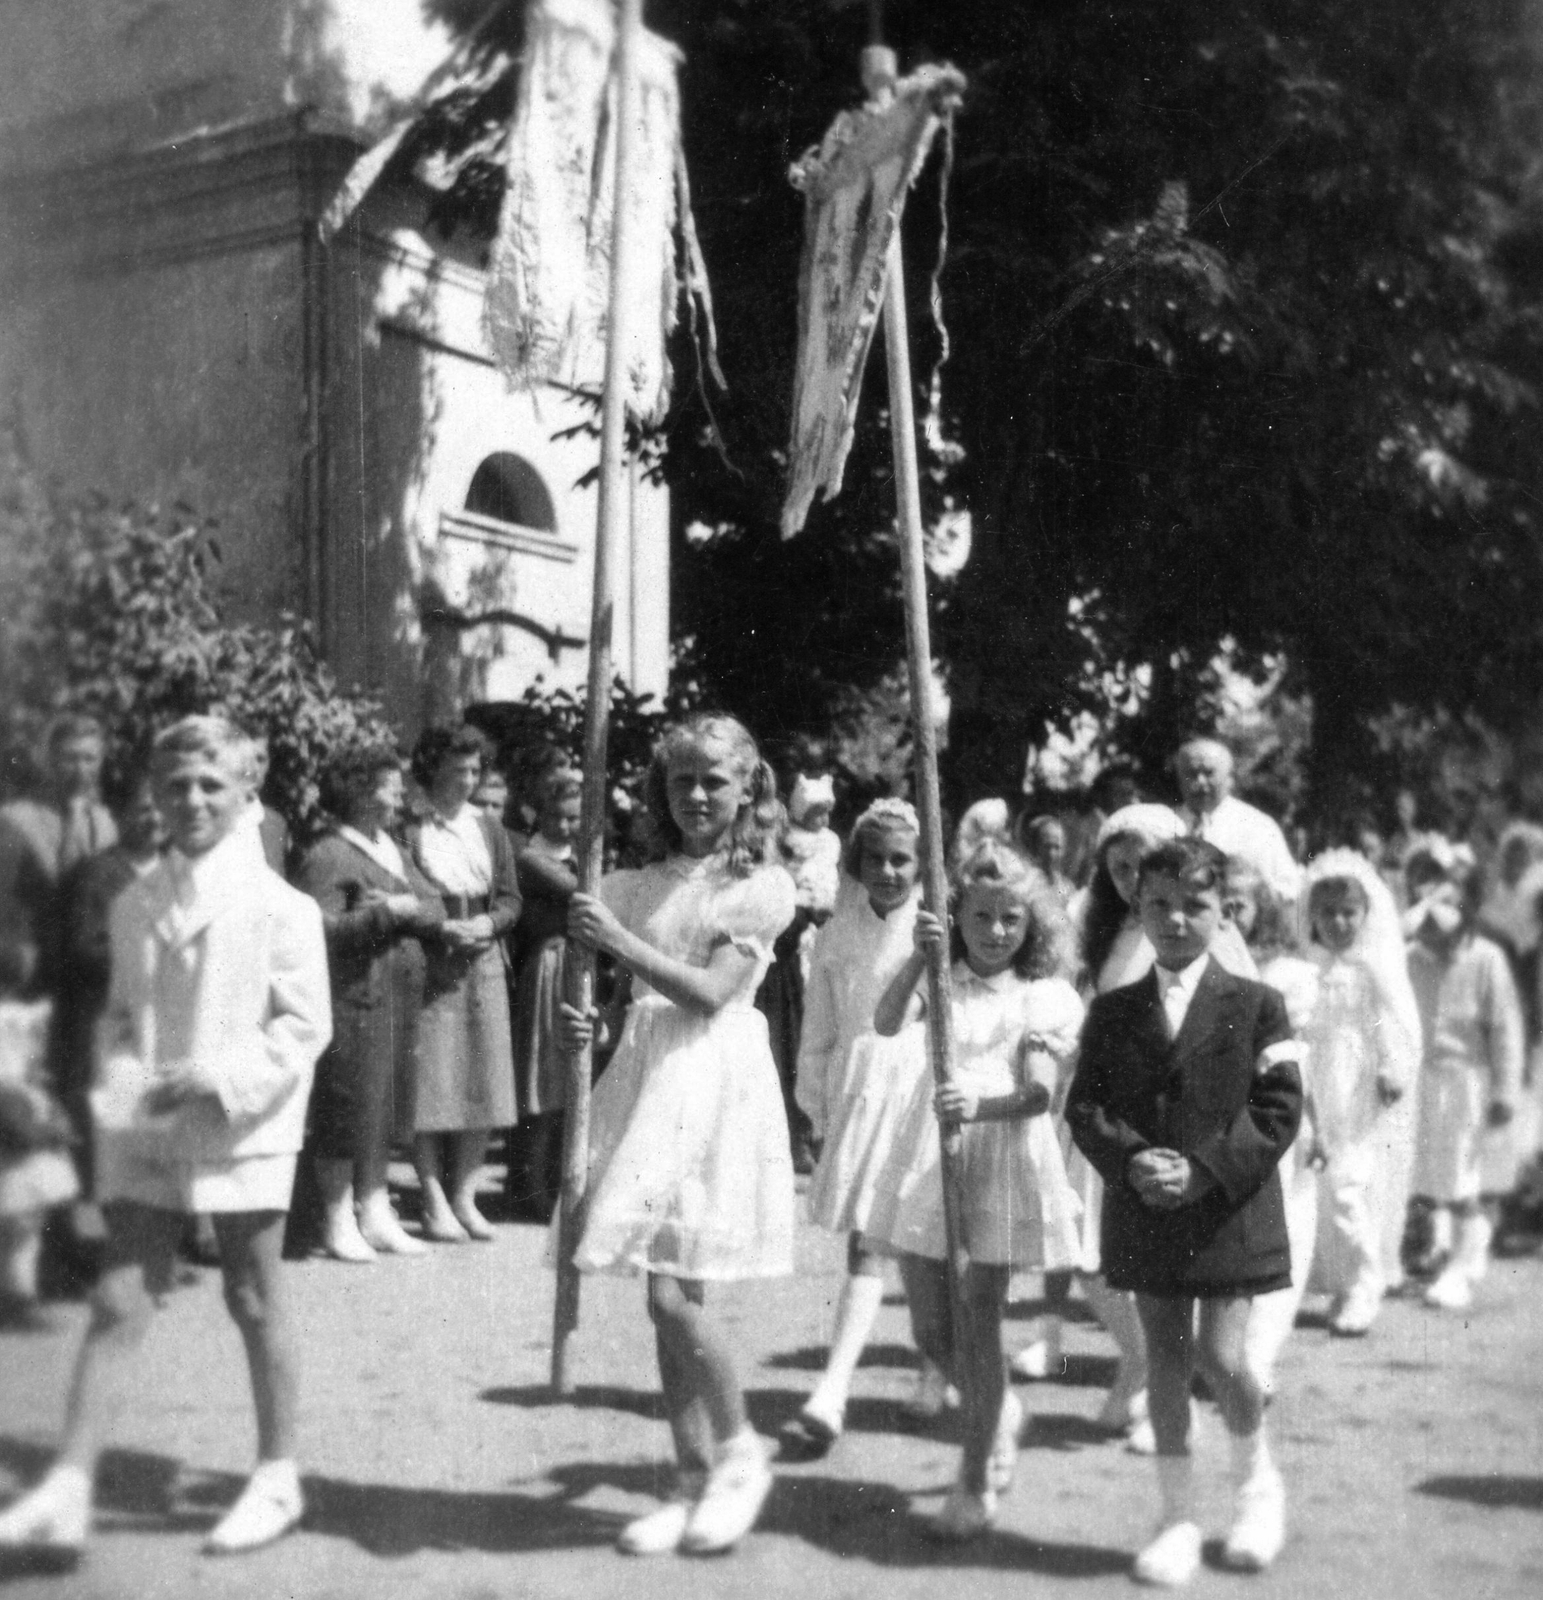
[
  {"x1": 864, "y1": 840, "x2": 1084, "y2": 1540},
  {"x1": 557, "y1": 715, "x2": 795, "y2": 1556}
]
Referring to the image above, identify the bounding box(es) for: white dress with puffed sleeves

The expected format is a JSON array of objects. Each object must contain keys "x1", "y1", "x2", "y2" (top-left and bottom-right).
[
  {"x1": 863, "y1": 965, "x2": 1085, "y2": 1268},
  {"x1": 567, "y1": 854, "x2": 798, "y2": 1281}
]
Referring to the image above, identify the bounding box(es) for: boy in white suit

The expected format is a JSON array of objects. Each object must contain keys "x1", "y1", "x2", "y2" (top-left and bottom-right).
[{"x1": 0, "y1": 716, "x2": 331, "y2": 1561}]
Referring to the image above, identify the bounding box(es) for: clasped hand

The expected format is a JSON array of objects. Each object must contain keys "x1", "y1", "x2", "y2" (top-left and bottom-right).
[
  {"x1": 1128, "y1": 1147, "x2": 1209, "y2": 1210},
  {"x1": 935, "y1": 1081, "x2": 979, "y2": 1124}
]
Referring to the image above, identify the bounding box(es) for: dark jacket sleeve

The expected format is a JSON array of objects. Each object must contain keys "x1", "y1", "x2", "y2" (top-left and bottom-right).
[
  {"x1": 294, "y1": 838, "x2": 399, "y2": 958},
  {"x1": 516, "y1": 849, "x2": 579, "y2": 901},
  {"x1": 484, "y1": 818, "x2": 523, "y2": 938},
  {"x1": 1066, "y1": 993, "x2": 1154, "y2": 1190},
  {"x1": 1188, "y1": 985, "x2": 1303, "y2": 1205}
]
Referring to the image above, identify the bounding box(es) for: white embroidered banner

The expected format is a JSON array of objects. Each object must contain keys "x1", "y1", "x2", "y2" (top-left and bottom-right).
[
  {"x1": 483, "y1": 0, "x2": 685, "y2": 422},
  {"x1": 781, "y1": 64, "x2": 965, "y2": 538}
]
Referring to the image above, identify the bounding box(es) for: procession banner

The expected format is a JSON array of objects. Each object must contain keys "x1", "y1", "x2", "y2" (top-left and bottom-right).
[
  {"x1": 781, "y1": 64, "x2": 965, "y2": 538},
  {"x1": 483, "y1": 0, "x2": 687, "y2": 422}
]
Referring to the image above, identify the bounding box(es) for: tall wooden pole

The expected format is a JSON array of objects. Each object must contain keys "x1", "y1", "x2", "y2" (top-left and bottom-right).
[
  {"x1": 863, "y1": 40, "x2": 976, "y2": 1427},
  {"x1": 552, "y1": 0, "x2": 643, "y2": 1396}
]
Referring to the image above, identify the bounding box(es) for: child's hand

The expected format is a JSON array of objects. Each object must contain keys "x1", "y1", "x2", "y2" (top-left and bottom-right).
[
  {"x1": 913, "y1": 910, "x2": 948, "y2": 957},
  {"x1": 1306, "y1": 1138, "x2": 1330, "y2": 1172},
  {"x1": 935, "y1": 1081, "x2": 979, "y2": 1125},
  {"x1": 1375, "y1": 1072, "x2": 1404, "y2": 1107},
  {"x1": 568, "y1": 893, "x2": 624, "y2": 954},
  {"x1": 1488, "y1": 1099, "x2": 1515, "y2": 1129},
  {"x1": 558, "y1": 1002, "x2": 600, "y2": 1053},
  {"x1": 1129, "y1": 1148, "x2": 1208, "y2": 1209}
]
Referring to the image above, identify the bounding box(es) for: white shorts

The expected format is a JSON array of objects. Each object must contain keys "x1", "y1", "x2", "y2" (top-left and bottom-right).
[{"x1": 96, "y1": 1146, "x2": 298, "y2": 1215}]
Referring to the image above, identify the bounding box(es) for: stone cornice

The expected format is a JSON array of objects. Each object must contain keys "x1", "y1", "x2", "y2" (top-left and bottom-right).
[{"x1": 0, "y1": 113, "x2": 365, "y2": 280}]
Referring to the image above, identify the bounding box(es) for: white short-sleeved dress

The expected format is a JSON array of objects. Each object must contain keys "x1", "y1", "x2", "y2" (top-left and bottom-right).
[
  {"x1": 567, "y1": 854, "x2": 798, "y2": 1282},
  {"x1": 799, "y1": 881, "x2": 926, "y2": 1237},
  {"x1": 863, "y1": 964, "x2": 1084, "y2": 1268}
]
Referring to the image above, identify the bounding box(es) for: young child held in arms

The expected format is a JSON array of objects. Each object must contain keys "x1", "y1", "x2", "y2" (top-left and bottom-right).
[
  {"x1": 866, "y1": 840, "x2": 1083, "y2": 1541},
  {"x1": 0, "y1": 716, "x2": 331, "y2": 1561},
  {"x1": 1069, "y1": 839, "x2": 1301, "y2": 1586}
]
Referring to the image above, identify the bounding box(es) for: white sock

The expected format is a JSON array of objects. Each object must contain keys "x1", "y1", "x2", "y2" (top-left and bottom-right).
[
  {"x1": 1156, "y1": 1455, "x2": 1195, "y2": 1527},
  {"x1": 714, "y1": 1426, "x2": 761, "y2": 1466},
  {"x1": 808, "y1": 1272, "x2": 885, "y2": 1418}
]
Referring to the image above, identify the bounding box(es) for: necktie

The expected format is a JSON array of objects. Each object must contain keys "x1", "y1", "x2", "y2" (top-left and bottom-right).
[{"x1": 58, "y1": 797, "x2": 94, "y2": 873}]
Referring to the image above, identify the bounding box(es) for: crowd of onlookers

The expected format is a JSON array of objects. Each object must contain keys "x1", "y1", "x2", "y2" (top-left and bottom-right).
[
  {"x1": 4, "y1": 715, "x2": 1542, "y2": 1323},
  {"x1": 1, "y1": 708, "x2": 1541, "y2": 1571}
]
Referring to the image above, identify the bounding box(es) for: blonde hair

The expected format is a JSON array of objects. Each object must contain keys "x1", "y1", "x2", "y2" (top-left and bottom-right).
[
  {"x1": 641, "y1": 715, "x2": 782, "y2": 878},
  {"x1": 152, "y1": 715, "x2": 252, "y2": 782},
  {"x1": 950, "y1": 839, "x2": 1072, "y2": 979}
]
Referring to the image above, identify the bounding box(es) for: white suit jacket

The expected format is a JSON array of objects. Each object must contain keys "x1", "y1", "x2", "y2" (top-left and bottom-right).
[{"x1": 93, "y1": 833, "x2": 331, "y2": 1165}]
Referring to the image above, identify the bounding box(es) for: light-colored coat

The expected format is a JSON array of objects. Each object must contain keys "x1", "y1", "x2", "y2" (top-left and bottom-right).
[{"x1": 92, "y1": 834, "x2": 331, "y2": 1166}]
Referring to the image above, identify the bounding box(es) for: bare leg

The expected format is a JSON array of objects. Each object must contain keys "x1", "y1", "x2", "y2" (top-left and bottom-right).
[
  {"x1": 650, "y1": 1279, "x2": 713, "y2": 1475},
  {"x1": 647, "y1": 1273, "x2": 745, "y2": 1445},
  {"x1": 213, "y1": 1211, "x2": 299, "y2": 1462},
  {"x1": 899, "y1": 1253, "x2": 954, "y2": 1376},
  {"x1": 57, "y1": 1204, "x2": 183, "y2": 1473},
  {"x1": 414, "y1": 1134, "x2": 463, "y2": 1239},
  {"x1": 1082, "y1": 1272, "x2": 1148, "y2": 1425},
  {"x1": 1134, "y1": 1293, "x2": 1196, "y2": 1457},
  {"x1": 449, "y1": 1130, "x2": 493, "y2": 1236},
  {"x1": 957, "y1": 1264, "x2": 1009, "y2": 1495}
]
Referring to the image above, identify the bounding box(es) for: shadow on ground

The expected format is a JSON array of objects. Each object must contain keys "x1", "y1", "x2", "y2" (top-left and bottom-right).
[
  {"x1": 0, "y1": 1432, "x2": 1132, "y2": 1573},
  {"x1": 1416, "y1": 1475, "x2": 1543, "y2": 1512}
]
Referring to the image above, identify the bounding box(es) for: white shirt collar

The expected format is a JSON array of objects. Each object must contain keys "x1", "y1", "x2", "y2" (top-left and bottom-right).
[{"x1": 1154, "y1": 949, "x2": 1210, "y2": 996}]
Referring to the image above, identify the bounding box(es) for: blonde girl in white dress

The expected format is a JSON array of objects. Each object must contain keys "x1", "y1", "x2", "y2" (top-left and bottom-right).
[
  {"x1": 779, "y1": 799, "x2": 926, "y2": 1457},
  {"x1": 557, "y1": 715, "x2": 796, "y2": 1558},
  {"x1": 865, "y1": 840, "x2": 1083, "y2": 1540}
]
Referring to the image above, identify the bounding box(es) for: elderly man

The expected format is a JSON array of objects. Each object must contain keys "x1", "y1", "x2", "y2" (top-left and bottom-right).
[{"x1": 1174, "y1": 737, "x2": 1300, "y2": 902}]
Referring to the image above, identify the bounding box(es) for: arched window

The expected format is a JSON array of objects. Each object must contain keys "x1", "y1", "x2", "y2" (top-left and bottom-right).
[{"x1": 465, "y1": 453, "x2": 558, "y2": 533}]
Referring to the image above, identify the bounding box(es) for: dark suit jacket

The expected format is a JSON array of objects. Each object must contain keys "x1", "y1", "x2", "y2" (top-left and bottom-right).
[{"x1": 1067, "y1": 957, "x2": 1302, "y2": 1296}]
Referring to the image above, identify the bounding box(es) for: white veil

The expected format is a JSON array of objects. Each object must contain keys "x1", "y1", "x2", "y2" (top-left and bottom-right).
[{"x1": 1298, "y1": 847, "x2": 1421, "y2": 1074}]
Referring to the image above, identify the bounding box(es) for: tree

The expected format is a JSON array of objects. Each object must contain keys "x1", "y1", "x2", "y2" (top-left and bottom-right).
[
  {"x1": 0, "y1": 445, "x2": 395, "y2": 841},
  {"x1": 404, "y1": 1, "x2": 1543, "y2": 822}
]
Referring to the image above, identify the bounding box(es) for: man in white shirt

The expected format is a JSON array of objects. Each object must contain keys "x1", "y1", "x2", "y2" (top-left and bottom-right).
[{"x1": 1174, "y1": 738, "x2": 1301, "y2": 904}]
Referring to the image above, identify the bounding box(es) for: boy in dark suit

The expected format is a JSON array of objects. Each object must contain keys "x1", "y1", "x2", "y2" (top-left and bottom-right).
[{"x1": 1068, "y1": 839, "x2": 1302, "y2": 1586}]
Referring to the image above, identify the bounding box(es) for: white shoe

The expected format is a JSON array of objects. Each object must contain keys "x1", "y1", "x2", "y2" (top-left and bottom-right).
[
  {"x1": 617, "y1": 1472, "x2": 704, "y2": 1556},
  {"x1": 1329, "y1": 1282, "x2": 1381, "y2": 1336},
  {"x1": 904, "y1": 1363, "x2": 960, "y2": 1420},
  {"x1": 1098, "y1": 1375, "x2": 1147, "y2": 1433},
  {"x1": 1011, "y1": 1317, "x2": 1063, "y2": 1380},
  {"x1": 1221, "y1": 1465, "x2": 1285, "y2": 1571},
  {"x1": 680, "y1": 1434, "x2": 772, "y2": 1554},
  {"x1": 0, "y1": 1465, "x2": 91, "y2": 1556},
  {"x1": 322, "y1": 1218, "x2": 377, "y2": 1264},
  {"x1": 1126, "y1": 1417, "x2": 1158, "y2": 1456},
  {"x1": 1423, "y1": 1265, "x2": 1474, "y2": 1311},
  {"x1": 987, "y1": 1390, "x2": 1024, "y2": 1493},
  {"x1": 204, "y1": 1461, "x2": 304, "y2": 1555},
  {"x1": 1133, "y1": 1520, "x2": 1202, "y2": 1586},
  {"x1": 929, "y1": 1483, "x2": 997, "y2": 1542},
  {"x1": 356, "y1": 1196, "x2": 428, "y2": 1257}
]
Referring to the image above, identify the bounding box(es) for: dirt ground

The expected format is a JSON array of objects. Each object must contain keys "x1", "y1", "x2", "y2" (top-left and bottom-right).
[{"x1": 2, "y1": 1176, "x2": 1541, "y2": 1600}]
